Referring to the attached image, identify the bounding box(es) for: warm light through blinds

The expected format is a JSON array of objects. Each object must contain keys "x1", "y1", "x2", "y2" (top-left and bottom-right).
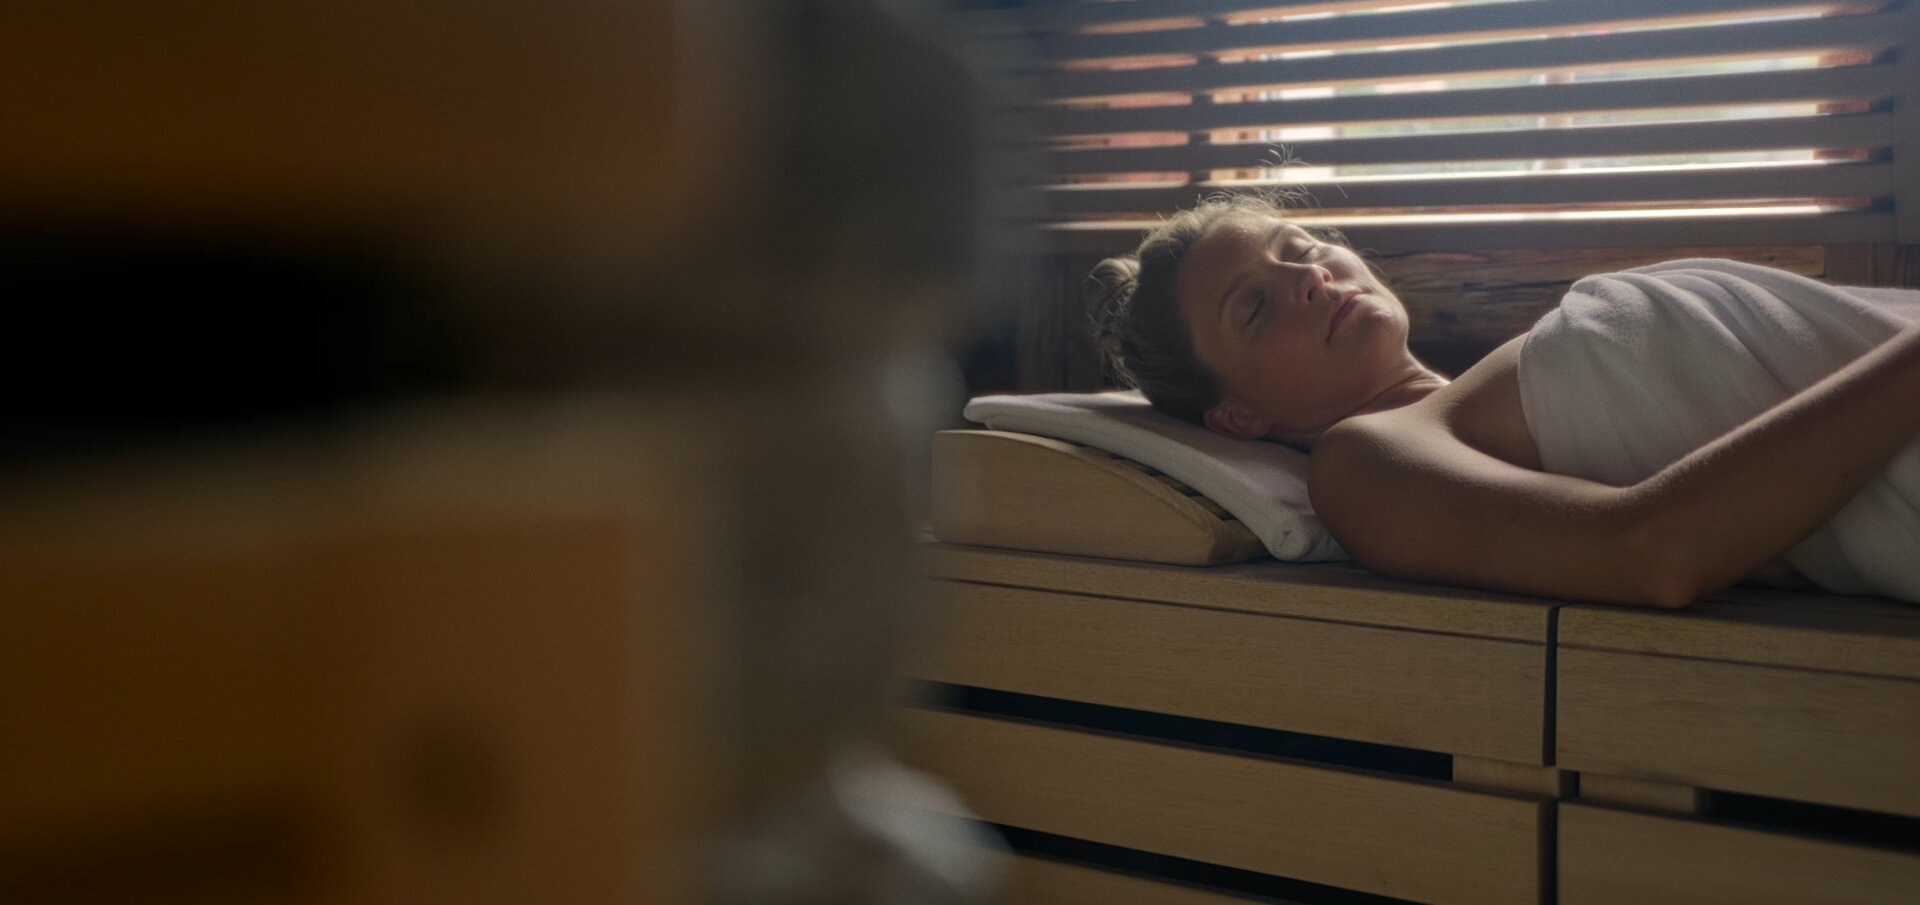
[{"x1": 966, "y1": 0, "x2": 1919, "y2": 252}]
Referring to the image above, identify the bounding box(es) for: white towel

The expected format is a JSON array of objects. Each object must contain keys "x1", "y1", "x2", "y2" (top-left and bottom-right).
[
  {"x1": 963, "y1": 391, "x2": 1345, "y2": 561},
  {"x1": 1519, "y1": 259, "x2": 1920, "y2": 602}
]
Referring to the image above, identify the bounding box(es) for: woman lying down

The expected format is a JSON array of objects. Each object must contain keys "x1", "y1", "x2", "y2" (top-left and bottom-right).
[{"x1": 1089, "y1": 193, "x2": 1920, "y2": 607}]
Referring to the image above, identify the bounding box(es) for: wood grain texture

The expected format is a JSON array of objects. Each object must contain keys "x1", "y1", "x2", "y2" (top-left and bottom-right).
[
  {"x1": 1557, "y1": 592, "x2": 1920, "y2": 681},
  {"x1": 930, "y1": 431, "x2": 1262, "y2": 566},
  {"x1": 917, "y1": 582, "x2": 1549, "y2": 762},
  {"x1": 1892, "y1": 1, "x2": 1920, "y2": 243},
  {"x1": 1380, "y1": 246, "x2": 1825, "y2": 354},
  {"x1": 1557, "y1": 649, "x2": 1920, "y2": 816},
  {"x1": 1560, "y1": 803, "x2": 1920, "y2": 905},
  {"x1": 1454, "y1": 756, "x2": 1572, "y2": 799},
  {"x1": 1576, "y1": 774, "x2": 1705, "y2": 815},
  {"x1": 1011, "y1": 255, "x2": 1074, "y2": 391},
  {"x1": 1825, "y1": 244, "x2": 1920, "y2": 288},
  {"x1": 900, "y1": 709, "x2": 1548, "y2": 905},
  {"x1": 923, "y1": 545, "x2": 1556, "y2": 641},
  {"x1": 1001, "y1": 857, "x2": 1262, "y2": 905}
]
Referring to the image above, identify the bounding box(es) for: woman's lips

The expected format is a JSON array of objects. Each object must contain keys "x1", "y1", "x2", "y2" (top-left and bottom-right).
[{"x1": 1326, "y1": 295, "x2": 1358, "y2": 342}]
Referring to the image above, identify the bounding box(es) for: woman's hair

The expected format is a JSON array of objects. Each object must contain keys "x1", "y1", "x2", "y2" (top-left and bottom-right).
[{"x1": 1088, "y1": 190, "x2": 1323, "y2": 424}]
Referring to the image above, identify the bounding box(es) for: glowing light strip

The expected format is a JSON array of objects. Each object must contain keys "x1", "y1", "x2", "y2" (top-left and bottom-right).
[{"x1": 1047, "y1": 203, "x2": 1838, "y2": 230}]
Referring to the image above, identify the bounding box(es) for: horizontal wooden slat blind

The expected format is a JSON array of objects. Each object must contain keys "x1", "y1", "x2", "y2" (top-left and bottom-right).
[{"x1": 965, "y1": 0, "x2": 1919, "y2": 254}]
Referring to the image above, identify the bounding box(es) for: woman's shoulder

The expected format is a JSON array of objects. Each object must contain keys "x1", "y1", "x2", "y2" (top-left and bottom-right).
[{"x1": 1322, "y1": 336, "x2": 1539, "y2": 470}]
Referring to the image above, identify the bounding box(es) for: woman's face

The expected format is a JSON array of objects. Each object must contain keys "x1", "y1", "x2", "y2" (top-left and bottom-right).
[{"x1": 1176, "y1": 213, "x2": 1416, "y2": 442}]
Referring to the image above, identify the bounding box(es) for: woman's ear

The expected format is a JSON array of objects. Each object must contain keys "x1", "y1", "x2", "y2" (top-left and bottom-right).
[{"x1": 1203, "y1": 400, "x2": 1272, "y2": 441}]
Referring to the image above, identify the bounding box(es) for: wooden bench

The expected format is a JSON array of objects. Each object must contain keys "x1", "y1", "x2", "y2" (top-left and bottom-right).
[{"x1": 906, "y1": 428, "x2": 1920, "y2": 904}]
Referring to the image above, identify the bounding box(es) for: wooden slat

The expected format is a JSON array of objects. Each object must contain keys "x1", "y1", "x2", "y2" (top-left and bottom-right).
[
  {"x1": 900, "y1": 709, "x2": 1549, "y2": 905},
  {"x1": 1034, "y1": 162, "x2": 1894, "y2": 216},
  {"x1": 0, "y1": 546, "x2": 294, "y2": 845},
  {"x1": 1030, "y1": 0, "x2": 1858, "y2": 68},
  {"x1": 1557, "y1": 648, "x2": 1920, "y2": 816},
  {"x1": 919, "y1": 545, "x2": 1557, "y2": 641},
  {"x1": 1311, "y1": 211, "x2": 1895, "y2": 250},
  {"x1": 1026, "y1": 10, "x2": 1896, "y2": 100},
  {"x1": 1376, "y1": 245, "x2": 1826, "y2": 297},
  {"x1": 1016, "y1": 211, "x2": 1896, "y2": 255},
  {"x1": 1040, "y1": 112, "x2": 1893, "y2": 174},
  {"x1": 0, "y1": 406, "x2": 719, "y2": 904},
  {"x1": 930, "y1": 430, "x2": 1262, "y2": 566},
  {"x1": 1005, "y1": 856, "x2": 1266, "y2": 905},
  {"x1": 1558, "y1": 592, "x2": 1920, "y2": 680},
  {"x1": 1560, "y1": 804, "x2": 1920, "y2": 905},
  {"x1": 1454, "y1": 756, "x2": 1573, "y2": 799},
  {"x1": 1892, "y1": 2, "x2": 1920, "y2": 243},
  {"x1": 1577, "y1": 774, "x2": 1708, "y2": 815},
  {"x1": 1383, "y1": 245, "x2": 1826, "y2": 350},
  {"x1": 960, "y1": 0, "x2": 1411, "y2": 35},
  {"x1": 917, "y1": 582, "x2": 1550, "y2": 762},
  {"x1": 1042, "y1": 59, "x2": 1895, "y2": 138},
  {"x1": 1824, "y1": 243, "x2": 1920, "y2": 286}
]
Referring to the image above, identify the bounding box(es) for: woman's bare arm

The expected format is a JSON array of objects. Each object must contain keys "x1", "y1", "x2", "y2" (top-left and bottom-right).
[{"x1": 1311, "y1": 323, "x2": 1920, "y2": 606}]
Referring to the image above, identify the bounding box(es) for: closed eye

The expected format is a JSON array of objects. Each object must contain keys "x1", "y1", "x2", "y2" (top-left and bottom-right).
[{"x1": 1245, "y1": 292, "x2": 1266, "y2": 325}]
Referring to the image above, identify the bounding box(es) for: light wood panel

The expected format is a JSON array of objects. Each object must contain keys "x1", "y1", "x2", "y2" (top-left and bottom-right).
[
  {"x1": 1577, "y1": 774, "x2": 1707, "y2": 815},
  {"x1": 1026, "y1": 10, "x2": 1894, "y2": 100},
  {"x1": 1560, "y1": 803, "x2": 1920, "y2": 905},
  {"x1": 1003, "y1": 857, "x2": 1262, "y2": 905},
  {"x1": 921, "y1": 545, "x2": 1556, "y2": 641},
  {"x1": 1455, "y1": 756, "x2": 1573, "y2": 799},
  {"x1": 917, "y1": 582, "x2": 1549, "y2": 762},
  {"x1": 1558, "y1": 593, "x2": 1920, "y2": 680},
  {"x1": 1041, "y1": 61, "x2": 1894, "y2": 137},
  {"x1": 1041, "y1": 112, "x2": 1893, "y2": 174},
  {"x1": 930, "y1": 431, "x2": 1262, "y2": 566},
  {"x1": 900, "y1": 709, "x2": 1548, "y2": 905},
  {"x1": 1557, "y1": 649, "x2": 1920, "y2": 815}
]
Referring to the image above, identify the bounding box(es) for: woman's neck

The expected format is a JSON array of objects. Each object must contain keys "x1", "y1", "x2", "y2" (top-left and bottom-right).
[
  {"x1": 1277, "y1": 367, "x2": 1449, "y2": 450},
  {"x1": 1357, "y1": 366, "x2": 1450, "y2": 417}
]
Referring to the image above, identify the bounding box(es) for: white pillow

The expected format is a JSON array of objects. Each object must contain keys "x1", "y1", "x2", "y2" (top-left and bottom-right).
[{"x1": 963, "y1": 391, "x2": 1346, "y2": 562}]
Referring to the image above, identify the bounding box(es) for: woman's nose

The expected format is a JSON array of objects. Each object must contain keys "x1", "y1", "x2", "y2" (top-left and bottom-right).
[{"x1": 1286, "y1": 261, "x2": 1333, "y2": 302}]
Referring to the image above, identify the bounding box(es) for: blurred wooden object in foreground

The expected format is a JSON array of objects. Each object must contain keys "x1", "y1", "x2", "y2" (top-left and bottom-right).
[
  {"x1": 2, "y1": 406, "x2": 723, "y2": 905},
  {"x1": 0, "y1": 1, "x2": 997, "y2": 903}
]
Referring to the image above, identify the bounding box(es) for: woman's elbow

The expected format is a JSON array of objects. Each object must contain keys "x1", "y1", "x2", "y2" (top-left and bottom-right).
[
  {"x1": 1631, "y1": 571, "x2": 1701, "y2": 609},
  {"x1": 1615, "y1": 511, "x2": 1708, "y2": 608}
]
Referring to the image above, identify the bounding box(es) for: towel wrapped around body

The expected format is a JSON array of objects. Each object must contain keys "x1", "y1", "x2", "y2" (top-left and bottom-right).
[{"x1": 1518, "y1": 259, "x2": 1920, "y2": 603}]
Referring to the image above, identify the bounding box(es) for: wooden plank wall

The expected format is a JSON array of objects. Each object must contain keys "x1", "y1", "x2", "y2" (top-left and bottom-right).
[{"x1": 974, "y1": 243, "x2": 1920, "y2": 394}]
